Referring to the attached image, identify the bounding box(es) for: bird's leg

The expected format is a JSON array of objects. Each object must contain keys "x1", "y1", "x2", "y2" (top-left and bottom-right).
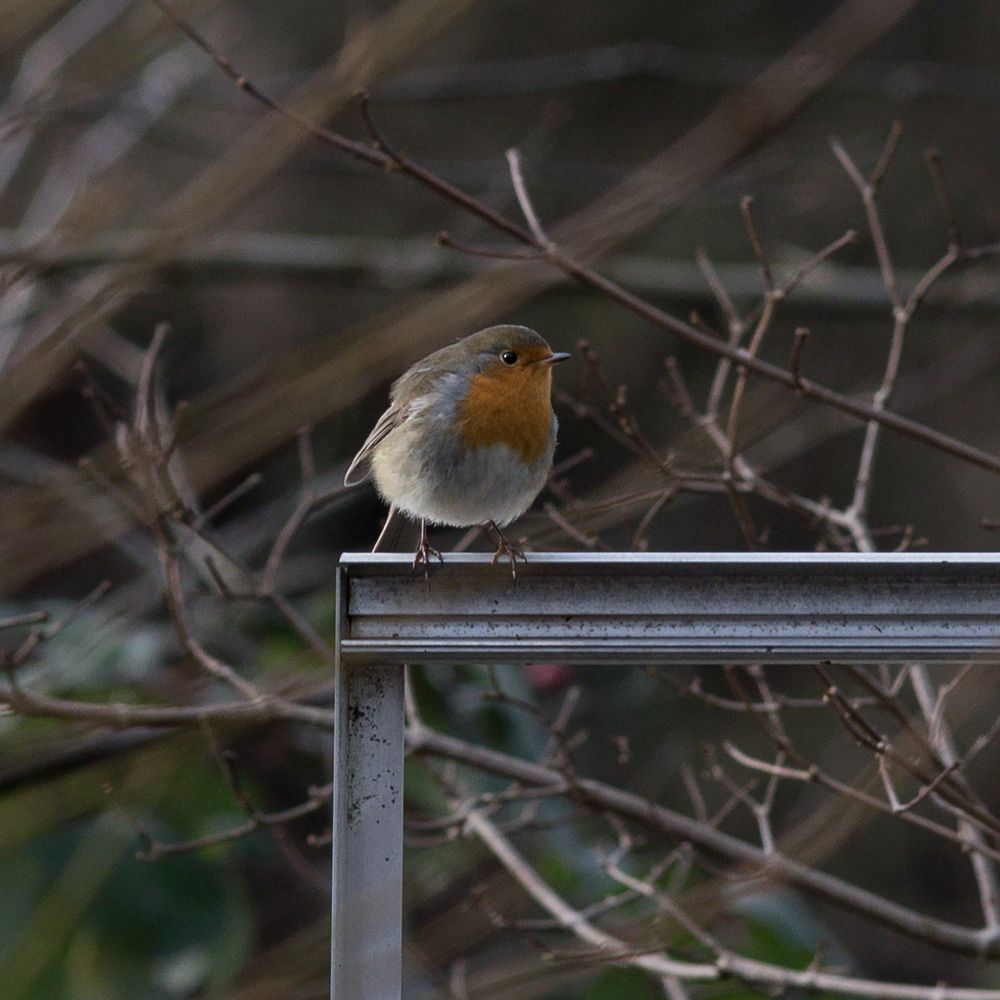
[
  {"x1": 412, "y1": 519, "x2": 443, "y2": 579},
  {"x1": 487, "y1": 520, "x2": 525, "y2": 580}
]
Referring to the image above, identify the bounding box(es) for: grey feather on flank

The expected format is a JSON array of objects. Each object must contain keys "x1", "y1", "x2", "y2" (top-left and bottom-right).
[{"x1": 344, "y1": 380, "x2": 446, "y2": 487}]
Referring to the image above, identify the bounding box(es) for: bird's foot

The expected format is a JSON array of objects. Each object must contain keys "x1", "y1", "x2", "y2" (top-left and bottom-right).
[
  {"x1": 488, "y1": 521, "x2": 525, "y2": 581},
  {"x1": 412, "y1": 522, "x2": 444, "y2": 580}
]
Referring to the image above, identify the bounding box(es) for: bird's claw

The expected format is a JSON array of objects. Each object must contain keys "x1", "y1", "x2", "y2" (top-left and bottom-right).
[
  {"x1": 488, "y1": 522, "x2": 525, "y2": 581},
  {"x1": 412, "y1": 540, "x2": 444, "y2": 579},
  {"x1": 412, "y1": 522, "x2": 444, "y2": 581}
]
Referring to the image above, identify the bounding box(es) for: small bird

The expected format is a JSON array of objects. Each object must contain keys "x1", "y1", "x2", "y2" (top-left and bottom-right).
[{"x1": 345, "y1": 325, "x2": 570, "y2": 574}]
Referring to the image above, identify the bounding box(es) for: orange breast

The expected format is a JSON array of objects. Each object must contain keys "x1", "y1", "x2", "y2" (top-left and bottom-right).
[{"x1": 457, "y1": 367, "x2": 553, "y2": 463}]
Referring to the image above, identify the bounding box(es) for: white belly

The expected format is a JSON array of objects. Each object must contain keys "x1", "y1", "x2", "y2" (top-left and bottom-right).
[{"x1": 371, "y1": 410, "x2": 556, "y2": 527}]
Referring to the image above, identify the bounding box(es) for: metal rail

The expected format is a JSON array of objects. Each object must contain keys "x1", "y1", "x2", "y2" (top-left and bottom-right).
[
  {"x1": 340, "y1": 552, "x2": 1000, "y2": 665},
  {"x1": 331, "y1": 552, "x2": 1000, "y2": 999}
]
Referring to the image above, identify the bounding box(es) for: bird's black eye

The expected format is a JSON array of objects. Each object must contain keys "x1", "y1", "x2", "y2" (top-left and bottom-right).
[{"x1": 500, "y1": 350, "x2": 518, "y2": 366}]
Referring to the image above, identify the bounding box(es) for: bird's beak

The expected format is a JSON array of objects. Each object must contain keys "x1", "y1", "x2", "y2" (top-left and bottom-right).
[{"x1": 541, "y1": 352, "x2": 571, "y2": 365}]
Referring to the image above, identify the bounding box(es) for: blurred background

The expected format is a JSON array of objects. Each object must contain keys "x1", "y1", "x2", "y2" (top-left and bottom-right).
[{"x1": 3, "y1": 0, "x2": 1000, "y2": 996}]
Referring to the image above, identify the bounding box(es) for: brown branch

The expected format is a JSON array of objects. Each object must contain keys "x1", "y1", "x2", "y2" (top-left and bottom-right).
[
  {"x1": 407, "y1": 723, "x2": 1000, "y2": 958},
  {"x1": 9, "y1": 580, "x2": 112, "y2": 669},
  {"x1": 0, "y1": 611, "x2": 48, "y2": 631},
  {"x1": 788, "y1": 327, "x2": 810, "y2": 390},
  {"x1": 150, "y1": 0, "x2": 1000, "y2": 478},
  {"x1": 437, "y1": 231, "x2": 542, "y2": 260},
  {"x1": 924, "y1": 148, "x2": 962, "y2": 251},
  {"x1": 262, "y1": 426, "x2": 317, "y2": 593}
]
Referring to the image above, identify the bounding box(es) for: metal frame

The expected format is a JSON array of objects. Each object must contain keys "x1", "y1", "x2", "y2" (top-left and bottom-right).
[{"x1": 331, "y1": 552, "x2": 1000, "y2": 999}]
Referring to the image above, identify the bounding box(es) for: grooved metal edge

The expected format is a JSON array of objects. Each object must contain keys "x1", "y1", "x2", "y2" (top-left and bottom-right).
[{"x1": 338, "y1": 553, "x2": 1000, "y2": 665}]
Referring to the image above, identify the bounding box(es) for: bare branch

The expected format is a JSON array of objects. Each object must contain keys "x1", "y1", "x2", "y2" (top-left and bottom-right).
[
  {"x1": 506, "y1": 148, "x2": 551, "y2": 246},
  {"x1": 408, "y1": 724, "x2": 1000, "y2": 958},
  {"x1": 789, "y1": 326, "x2": 811, "y2": 390},
  {"x1": 149, "y1": 0, "x2": 1000, "y2": 476},
  {"x1": 466, "y1": 805, "x2": 1000, "y2": 998}
]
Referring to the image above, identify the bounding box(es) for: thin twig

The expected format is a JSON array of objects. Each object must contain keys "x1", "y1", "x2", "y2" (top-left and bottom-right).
[
  {"x1": 506, "y1": 148, "x2": 551, "y2": 246},
  {"x1": 150, "y1": 0, "x2": 1000, "y2": 476}
]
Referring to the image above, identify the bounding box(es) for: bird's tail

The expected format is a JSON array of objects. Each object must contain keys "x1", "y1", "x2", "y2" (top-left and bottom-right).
[{"x1": 372, "y1": 504, "x2": 406, "y2": 553}]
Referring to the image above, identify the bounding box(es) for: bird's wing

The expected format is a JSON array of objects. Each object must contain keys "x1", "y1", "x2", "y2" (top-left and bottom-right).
[
  {"x1": 343, "y1": 403, "x2": 404, "y2": 486},
  {"x1": 344, "y1": 362, "x2": 452, "y2": 487}
]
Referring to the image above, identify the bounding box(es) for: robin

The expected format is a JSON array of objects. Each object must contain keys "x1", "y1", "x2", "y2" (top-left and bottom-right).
[{"x1": 345, "y1": 325, "x2": 570, "y2": 574}]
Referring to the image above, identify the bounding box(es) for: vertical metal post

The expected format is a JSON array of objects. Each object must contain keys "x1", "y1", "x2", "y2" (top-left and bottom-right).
[{"x1": 331, "y1": 568, "x2": 404, "y2": 1000}]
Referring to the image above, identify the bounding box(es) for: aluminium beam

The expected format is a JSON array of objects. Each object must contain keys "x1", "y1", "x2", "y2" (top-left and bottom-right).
[
  {"x1": 338, "y1": 552, "x2": 1000, "y2": 666},
  {"x1": 330, "y1": 551, "x2": 1000, "y2": 999}
]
